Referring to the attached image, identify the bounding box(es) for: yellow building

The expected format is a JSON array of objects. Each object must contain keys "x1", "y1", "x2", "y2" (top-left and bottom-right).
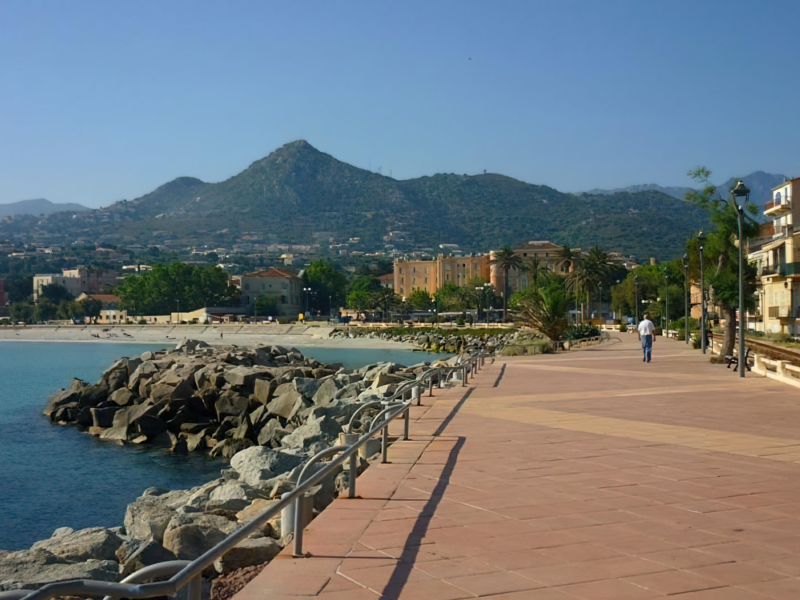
[
  {"x1": 393, "y1": 240, "x2": 574, "y2": 300},
  {"x1": 489, "y1": 241, "x2": 572, "y2": 296},
  {"x1": 749, "y1": 178, "x2": 800, "y2": 334},
  {"x1": 393, "y1": 255, "x2": 490, "y2": 299}
]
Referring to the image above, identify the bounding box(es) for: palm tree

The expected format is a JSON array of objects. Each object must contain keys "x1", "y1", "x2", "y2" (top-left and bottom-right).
[
  {"x1": 491, "y1": 247, "x2": 523, "y2": 322},
  {"x1": 517, "y1": 281, "x2": 570, "y2": 344},
  {"x1": 523, "y1": 256, "x2": 550, "y2": 290}
]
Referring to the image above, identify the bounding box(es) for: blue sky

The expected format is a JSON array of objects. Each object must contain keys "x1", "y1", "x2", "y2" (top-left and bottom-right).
[{"x1": 1, "y1": 0, "x2": 798, "y2": 207}]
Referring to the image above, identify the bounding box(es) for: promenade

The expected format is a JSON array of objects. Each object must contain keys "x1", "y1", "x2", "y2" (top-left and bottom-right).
[{"x1": 236, "y1": 334, "x2": 800, "y2": 600}]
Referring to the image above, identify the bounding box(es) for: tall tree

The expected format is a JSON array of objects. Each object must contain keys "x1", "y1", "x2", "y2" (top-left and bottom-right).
[
  {"x1": 491, "y1": 247, "x2": 523, "y2": 322},
  {"x1": 304, "y1": 260, "x2": 348, "y2": 314},
  {"x1": 685, "y1": 168, "x2": 759, "y2": 357}
]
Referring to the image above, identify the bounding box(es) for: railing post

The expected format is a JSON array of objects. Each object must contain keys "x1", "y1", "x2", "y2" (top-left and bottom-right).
[
  {"x1": 186, "y1": 575, "x2": 202, "y2": 600},
  {"x1": 381, "y1": 423, "x2": 389, "y2": 463},
  {"x1": 412, "y1": 383, "x2": 420, "y2": 406},
  {"x1": 348, "y1": 452, "x2": 357, "y2": 498},
  {"x1": 293, "y1": 494, "x2": 304, "y2": 556},
  {"x1": 462, "y1": 364, "x2": 468, "y2": 386},
  {"x1": 438, "y1": 367, "x2": 445, "y2": 388},
  {"x1": 403, "y1": 405, "x2": 410, "y2": 440},
  {"x1": 428, "y1": 375, "x2": 434, "y2": 396}
]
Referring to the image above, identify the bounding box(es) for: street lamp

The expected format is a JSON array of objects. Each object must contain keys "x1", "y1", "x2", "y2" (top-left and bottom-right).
[
  {"x1": 302, "y1": 287, "x2": 312, "y2": 317},
  {"x1": 731, "y1": 180, "x2": 750, "y2": 378},
  {"x1": 698, "y1": 231, "x2": 706, "y2": 354},
  {"x1": 682, "y1": 253, "x2": 689, "y2": 345},
  {"x1": 633, "y1": 275, "x2": 639, "y2": 324}
]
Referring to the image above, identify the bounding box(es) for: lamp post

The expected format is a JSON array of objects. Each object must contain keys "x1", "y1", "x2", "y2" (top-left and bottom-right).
[
  {"x1": 475, "y1": 285, "x2": 483, "y2": 323},
  {"x1": 731, "y1": 180, "x2": 750, "y2": 378},
  {"x1": 302, "y1": 287, "x2": 312, "y2": 317},
  {"x1": 633, "y1": 275, "x2": 639, "y2": 324},
  {"x1": 683, "y1": 254, "x2": 689, "y2": 345},
  {"x1": 698, "y1": 231, "x2": 706, "y2": 354},
  {"x1": 663, "y1": 273, "x2": 669, "y2": 336}
]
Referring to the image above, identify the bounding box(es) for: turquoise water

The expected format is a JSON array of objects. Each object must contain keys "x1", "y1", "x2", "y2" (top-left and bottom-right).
[{"x1": 0, "y1": 342, "x2": 443, "y2": 550}]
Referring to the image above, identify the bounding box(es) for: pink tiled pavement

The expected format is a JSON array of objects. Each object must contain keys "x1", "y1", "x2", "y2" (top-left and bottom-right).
[{"x1": 235, "y1": 335, "x2": 800, "y2": 599}]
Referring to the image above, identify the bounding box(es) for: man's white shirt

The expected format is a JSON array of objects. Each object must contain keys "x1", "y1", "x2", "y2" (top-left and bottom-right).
[{"x1": 637, "y1": 319, "x2": 655, "y2": 336}]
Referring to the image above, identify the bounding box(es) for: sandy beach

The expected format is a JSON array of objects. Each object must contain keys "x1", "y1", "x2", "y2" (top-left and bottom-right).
[{"x1": 0, "y1": 323, "x2": 413, "y2": 349}]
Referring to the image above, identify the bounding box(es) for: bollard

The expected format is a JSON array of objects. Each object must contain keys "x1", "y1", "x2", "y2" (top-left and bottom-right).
[{"x1": 412, "y1": 384, "x2": 420, "y2": 406}]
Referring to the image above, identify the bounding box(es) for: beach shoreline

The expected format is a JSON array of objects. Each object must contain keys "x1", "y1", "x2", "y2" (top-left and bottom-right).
[{"x1": 0, "y1": 324, "x2": 415, "y2": 349}]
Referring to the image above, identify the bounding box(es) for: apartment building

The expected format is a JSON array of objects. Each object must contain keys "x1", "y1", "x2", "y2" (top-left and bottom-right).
[
  {"x1": 393, "y1": 254, "x2": 490, "y2": 299},
  {"x1": 748, "y1": 177, "x2": 800, "y2": 334},
  {"x1": 32, "y1": 267, "x2": 119, "y2": 303},
  {"x1": 238, "y1": 267, "x2": 302, "y2": 317}
]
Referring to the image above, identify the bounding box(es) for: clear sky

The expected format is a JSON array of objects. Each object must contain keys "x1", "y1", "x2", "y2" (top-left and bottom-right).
[{"x1": 1, "y1": 0, "x2": 798, "y2": 207}]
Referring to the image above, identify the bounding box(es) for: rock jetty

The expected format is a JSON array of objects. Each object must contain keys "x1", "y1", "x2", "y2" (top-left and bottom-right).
[
  {"x1": 1, "y1": 340, "x2": 444, "y2": 593},
  {"x1": 331, "y1": 327, "x2": 513, "y2": 354}
]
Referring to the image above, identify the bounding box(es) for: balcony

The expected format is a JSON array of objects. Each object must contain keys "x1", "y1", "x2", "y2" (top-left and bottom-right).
[
  {"x1": 779, "y1": 262, "x2": 800, "y2": 277},
  {"x1": 764, "y1": 198, "x2": 792, "y2": 216}
]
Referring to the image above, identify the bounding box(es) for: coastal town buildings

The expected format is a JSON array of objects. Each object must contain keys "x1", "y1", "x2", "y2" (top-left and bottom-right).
[
  {"x1": 237, "y1": 267, "x2": 302, "y2": 317},
  {"x1": 32, "y1": 267, "x2": 119, "y2": 303},
  {"x1": 748, "y1": 177, "x2": 800, "y2": 335},
  {"x1": 392, "y1": 241, "x2": 576, "y2": 300},
  {"x1": 393, "y1": 254, "x2": 490, "y2": 299}
]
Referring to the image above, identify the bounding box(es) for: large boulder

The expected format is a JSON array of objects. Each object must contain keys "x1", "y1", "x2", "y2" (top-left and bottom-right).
[
  {"x1": 266, "y1": 388, "x2": 304, "y2": 420},
  {"x1": 230, "y1": 446, "x2": 304, "y2": 487},
  {"x1": 280, "y1": 414, "x2": 342, "y2": 450},
  {"x1": 213, "y1": 536, "x2": 282, "y2": 574},
  {"x1": 100, "y1": 402, "x2": 155, "y2": 442},
  {"x1": 224, "y1": 367, "x2": 272, "y2": 389},
  {"x1": 124, "y1": 487, "x2": 192, "y2": 543},
  {"x1": 0, "y1": 549, "x2": 119, "y2": 591},
  {"x1": 43, "y1": 379, "x2": 86, "y2": 417},
  {"x1": 185, "y1": 479, "x2": 268, "y2": 513},
  {"x1": 115, "y1": 539, "x2": 176, "y2": 577},
  {"x1": 162, "y1": 513, "x2": 237, "y2": 560},
  {"x1": 312, "y1": 378, "x2": 339, "y2": 407},
  {"x1": 31, "y1": 527, "x2": 123, "y2": 562}
]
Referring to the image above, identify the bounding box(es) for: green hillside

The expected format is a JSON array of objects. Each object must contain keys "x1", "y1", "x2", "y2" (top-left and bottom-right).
[{"x1": 0, "y1": 140, "x2": 709, "y2": 260}]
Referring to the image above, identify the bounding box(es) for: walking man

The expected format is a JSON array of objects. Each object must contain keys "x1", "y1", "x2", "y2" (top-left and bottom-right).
[{"x1": 637, "y1": 312, "x2": 655, "y2": 363}]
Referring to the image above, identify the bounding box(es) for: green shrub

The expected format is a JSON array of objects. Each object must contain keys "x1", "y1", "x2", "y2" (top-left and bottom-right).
[
  {"x1": 619, "y1": 322, "x2": 628, "y2": 333},
  {"x1": 564, "y1": 324, "x2": 600, "y2": 341}
]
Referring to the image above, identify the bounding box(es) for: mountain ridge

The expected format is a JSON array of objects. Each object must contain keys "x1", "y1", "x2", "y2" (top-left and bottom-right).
[
  {"x1": 0, "y1": 140, "x2": 720, "y2": 260},
  {"x1": 0, "y1": 198, "x2": 90, "y2": 218}
]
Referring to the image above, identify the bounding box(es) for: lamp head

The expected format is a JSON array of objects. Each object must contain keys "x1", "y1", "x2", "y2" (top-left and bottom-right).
[{"x1": 731, "y1": 179, "x2": 750, "y2": 199}]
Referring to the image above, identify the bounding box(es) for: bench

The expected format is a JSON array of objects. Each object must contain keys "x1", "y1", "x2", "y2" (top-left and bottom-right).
[{"x1": 725, "y1": 347, "x2": 753, "y2": 371}]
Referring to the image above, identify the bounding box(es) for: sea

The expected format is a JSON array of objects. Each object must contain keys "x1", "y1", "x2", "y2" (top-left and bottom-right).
[{"x1": 0, "y1": 341, "x2": 444, "y2": 550}]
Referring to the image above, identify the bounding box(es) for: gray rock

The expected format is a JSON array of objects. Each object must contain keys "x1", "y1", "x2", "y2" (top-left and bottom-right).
[
  {"x1": 213, "y1": 536, "x2": 282, "y2": 574},
  {"x1": 108, "y1": 387, "x2": 135, "y2": 407},
  {"x1": 162, "y1": 513, "x2": 237, "y2": 560},
  {"x1": 100, "y1": 402, "x2": 154, "y2": 442},
  {"x1": 253, "y1": 378, "x2": 276, "y2": 405},
  {"x1": 0, "y1": 549, "x2": 118, "y2": 591},
  {"x1": 115, "y1": 539, "x2": 176, "y2": 577},
  {"x1": 186, "y1": 479, "x2": 268, "y2": 513},
  {"x1": 266, "y1": 388, "x2": 304, "y2": 420},
  {"x1": 312, "y1": 377, "x2": 339, "y2": 407},
  {"x1": 124, "y1": 488, "x2": 191, "y2": 543},
  {"x1": 43, "y1": 379, "x2": 86, "y2": 417},
  {"x1": 128, "y1": 361, "x2": 159, "y2": 392},
  {"x1": 224, "y1": 366, "x2": 272, "y2": 389},
  {"x1": 90, "y1": 405, "x2": 119, "y2": 428},
  {"x1": 256, "y1": 418, "x2": 289, "y2": 447},
  {"x1": 280, "y1": 414, "x2": 342, "y2": 450},
  {"x1": 31, "y1": 527, "x2": 123, "y2": 562},
  {"x1": 230, "y1": 446, "x2": 304, "y2": 487},
  {"x1": 209, "y1": 438, "x2": 253, "y2": 459}
]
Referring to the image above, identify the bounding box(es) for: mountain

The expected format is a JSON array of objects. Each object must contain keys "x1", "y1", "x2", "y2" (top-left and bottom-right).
[
  {"x1": 0, "y1": 140, "x2": 713, "y2": 260},
  {"x1": 584, "y1": 183, "x2": 692, "y2": 200},
  {"x1": 586, "y1": 171, "x2": 788, "y2": 204},
  {"x1": 0, "y1": 198, "x2": 90, "y2": 218}
]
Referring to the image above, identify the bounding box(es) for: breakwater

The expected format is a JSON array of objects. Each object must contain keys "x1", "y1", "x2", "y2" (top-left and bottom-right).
[
  {"x1": 331, "y1": 326, "x2": 514, "y2": 354},
  {"x1": 0, "y1": 340, "x2": 451, "y2": 593}
]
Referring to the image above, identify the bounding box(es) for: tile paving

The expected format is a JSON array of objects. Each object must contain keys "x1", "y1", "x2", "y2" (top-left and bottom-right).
[{"x1": 235, "y1": 334, "x2": 800, "y2": 599}]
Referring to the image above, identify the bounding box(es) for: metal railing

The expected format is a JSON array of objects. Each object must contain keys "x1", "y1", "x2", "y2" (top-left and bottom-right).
[{"x1": 10, "y1": 354, "x2": 488, "y2": 600}]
